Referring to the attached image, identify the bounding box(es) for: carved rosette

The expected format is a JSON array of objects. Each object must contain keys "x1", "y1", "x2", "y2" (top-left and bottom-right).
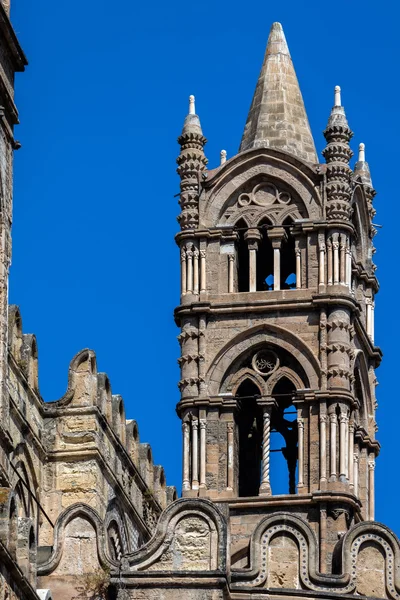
[
  {"x1": 176, "y1": 131, "x2": 208, "y2": 230},
  {"x1": 322, "y1": 106, "x2": 354, "y2": 222}
]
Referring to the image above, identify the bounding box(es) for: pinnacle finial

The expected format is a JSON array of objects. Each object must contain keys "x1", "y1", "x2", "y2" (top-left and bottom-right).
[
  {"x1": 334, "y1": 86, "x2": 341, "y2": 107},
  {"x1": 359, "y1": 143, "x2": 366, "y2": 162},
  {"x1": 220, "y1": 149, "x2": 227, "y2": 165},
  {"x1": 189, "y1": 95, "x2": 196, "y2": 115}
]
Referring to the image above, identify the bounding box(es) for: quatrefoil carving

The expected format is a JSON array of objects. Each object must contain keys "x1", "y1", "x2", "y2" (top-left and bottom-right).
[{"x1": 238, "y1": 182, "x2": 292, "y2": 208}]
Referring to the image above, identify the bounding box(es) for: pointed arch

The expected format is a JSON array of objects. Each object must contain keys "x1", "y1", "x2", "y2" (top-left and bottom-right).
[
  {"x1": 265, "y1": 366, "x2": 305, "y2": 395},
  {"x1": 207, "y1": 323, "x2": 319, "y2": 396}
]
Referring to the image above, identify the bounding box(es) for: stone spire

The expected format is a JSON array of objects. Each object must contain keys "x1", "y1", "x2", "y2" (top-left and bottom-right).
[
  {"x1": 354, "y1": 143, "x2": 376, "y2": 221},
  {"x1": 239, "y1": 22, "x2": 317, "y2": 163},
  {"x1": 176, "y1": 95, "x2": 208, "y2": 230},
  {"x1": 322, "y1": 86, "x2": 354, "y2": 221}
]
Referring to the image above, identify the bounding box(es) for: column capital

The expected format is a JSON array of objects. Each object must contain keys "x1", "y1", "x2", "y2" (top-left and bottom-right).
[
  {"x1": 244, "y1": 228, "x2": 261, "y2": 242},
  {"x1": 192, "y1": 419, "x2": 199, "y2": 431},
  {"x1": 228, "y1": 253, "x2": 235, "y2": 263},
  {"x1": 181, "y1": 247, "x2": 187, "y2": 261},
  {"x1": 200, "y1": 249, "x2": 206, "y2": 259},
  {"x1": 267, "y1": 226, "x2": 287, "y2": 248},
  {"x1": 368, "y1": 460, "x2": 375, "y2": 471}
]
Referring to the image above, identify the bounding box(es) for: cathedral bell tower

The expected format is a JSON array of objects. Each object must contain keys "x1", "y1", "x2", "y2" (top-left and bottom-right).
[{"x1": 175, "y1": 22, "x2": 379, "y2": 571}]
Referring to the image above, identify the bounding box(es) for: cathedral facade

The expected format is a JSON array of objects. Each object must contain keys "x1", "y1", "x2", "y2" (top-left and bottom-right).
[{"x1": 0, "y1": 4, "x2": 395, "y2": 600}]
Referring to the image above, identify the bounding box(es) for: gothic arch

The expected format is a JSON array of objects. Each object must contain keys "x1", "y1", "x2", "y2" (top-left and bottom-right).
[
  {"x1": 231, "y1": 369, "x2": 266, "y2": 396},
  {"x1": 201, "y1": 148, "x2": 322, "y2": 228},
  {"x1": 231, "y1": 512, "x2": 350, "y2": 592},
  {"x1": 37, "y1": 503, "x2": 109, "y2": 575},
  {"x1": 207, "y1": 324, "x2": 319, "y2": 396},
  {"x1": 123, "y1": 498, "x2": 227, "y2": 574},
  {"x1": 265, "y1": 367, "x2": 305, "y2": 395}
]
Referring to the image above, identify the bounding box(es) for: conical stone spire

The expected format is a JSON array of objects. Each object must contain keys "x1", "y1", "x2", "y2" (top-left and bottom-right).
[
  {"x1": 239, "y1": 22, "x2": 317, "y2": 163},
  {"x1": 176, "y1": 96, "x2": 208, "y2": 230}
]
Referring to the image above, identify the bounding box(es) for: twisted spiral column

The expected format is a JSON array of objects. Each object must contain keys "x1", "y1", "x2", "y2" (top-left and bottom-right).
[{"x1": 259, "y1": 408, "x2": 272, "y2": 496}]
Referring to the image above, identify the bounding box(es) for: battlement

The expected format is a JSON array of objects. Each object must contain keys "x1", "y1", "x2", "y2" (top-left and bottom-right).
[{"x1": 1, "y1": 304, "x2": 176, "y2": 596}]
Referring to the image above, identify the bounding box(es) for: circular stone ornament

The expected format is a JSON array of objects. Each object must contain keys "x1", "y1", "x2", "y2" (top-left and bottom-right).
[{"x1": 252, "y1": 349, "x2": 279, "y2": 376}]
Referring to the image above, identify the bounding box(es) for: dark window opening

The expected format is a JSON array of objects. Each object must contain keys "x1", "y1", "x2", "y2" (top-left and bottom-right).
[
  {"x1": 281, "y1": 218, "x2": 296, "y2": 289},
  {"x1": 235, "y1": 219, "x2": 249, "y2": 292},
  {"x1": 270, "y1": 377, "x2": 298, "y2": 494},
  {"x1": 257, "y1": 218, "x2": 274, "y2": 290},
  {"x1": 236, "y1": 379, "x2": 263, "y2": 497}
]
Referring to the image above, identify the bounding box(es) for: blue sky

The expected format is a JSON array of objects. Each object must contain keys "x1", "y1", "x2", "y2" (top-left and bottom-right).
[{"x1": 10, "y1": 0, "x2": 398, "y2": 530}]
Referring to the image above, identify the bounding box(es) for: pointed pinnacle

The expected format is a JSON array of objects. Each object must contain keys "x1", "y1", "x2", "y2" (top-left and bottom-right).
[
  {"x1": 181, "y1": 94, "x2": 203, "y2": 137},
  {"x1": 239, "y1": 22, "x2": 317, "y2": 163}
]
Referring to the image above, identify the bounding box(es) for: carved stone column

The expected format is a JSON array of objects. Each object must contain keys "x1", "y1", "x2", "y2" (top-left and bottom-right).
[
  {"x1": 371, "y1": 301, "x2": 375, "y2": 343},
  {"x1": 298, "y1": 417, "x2": 305, "y2": 487},
  {"x1": 200, "y1": 249, "x2": 206, "y2": 292},
  {"x1": 193, "y1": 247, "x2": 199, "y2": 294},
  {"x1": 199, "y1": 419, "x2": 206, "y2": 488},
  {"x1": 368, "y1": 456, "x2": 375, "y2": 520},
  {"x1": 332, "y1": 233, "x2": 339, "y2": 284},
  {"x1": 268, "y1": 228, "x2": 286, "y2": 291},
  {"x1": 327, "y1": 238, "x2": 333, "y2": 285},
  {"x1": 186, "y1": 246, "x2": 193, "y2": 293},
  {"x1": 366, "y1": 298, "x2": 375, "y2": 342},
  {"x1": 228, "y1": 254, "x2": 235, "y2": 293},
  {"x1": 353, "y1": 452, "x2": 359, "y2": 496},
  {"x1": 348, "y1": 420, "x2": 355, "y2": 487},
  {"x1": 346, "y1": 239, "x2": 352, "y2": 289},
  {"x1": 339, "y1": 409, "x2": 348, "y2": 480},
  {"x1": 327, "y1": 307, "x2": 351, "y2": 390},
  {"x1": 191, "y1": 418, "x2": 199, "y2": 490},
  {"x1": 319, "y1": 413, "x2": 328, "y2": 485},
  {"x1": 319, "y1": 241, "x2": 326, "y2": 287},
  {"x1": 182, "y1": 421, "x2": 190, "y2": 491},
  {"x1": 329, "y1": 410, "x2": 337, "y2": 480},
  {"x1": 295, "y1": 247, "x2": 301, "y2": 289},
  {"x1": 244, "y1": 229, "x2": 261, "y2": 292},
  {"x1": 181, "y1": 247, "x2": 187, "y2": 296},
  {"x1": 340, "y1": 233, "x2": 346, "y2": 284},
  {"x1": 227, "y1": 421, "x2": 234, "y2": 491},
  {"x1": 259, "y1": 407, "x2": 272, "y2": 495}
]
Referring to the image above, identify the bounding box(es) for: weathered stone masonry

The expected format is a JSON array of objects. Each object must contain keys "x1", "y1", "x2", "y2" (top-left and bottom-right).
[{"x1": 0, "y1": 7, "x2": 396, "y2": 600}]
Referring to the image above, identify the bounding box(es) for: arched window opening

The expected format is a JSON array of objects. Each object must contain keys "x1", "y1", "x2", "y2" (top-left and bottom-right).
[
  {"x1": 257, "y1": 218, "x2": 274, "y2": 290},
  {"x1": 270, "y1": 377, "x2": 298, "y2": 494},
  {"x1": 235, "y1": 219, "x2": 249, "y2": 292},
  {"x1": 281, "y1": 218, "x2": 296, "y2": 289},
  {"x1": 236, "y1": 379, "x2": 263, "y2": 497}
]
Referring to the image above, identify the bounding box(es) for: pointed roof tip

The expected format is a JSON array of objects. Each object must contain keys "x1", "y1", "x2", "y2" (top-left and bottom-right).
[
  {"x1": 239, "y1": 22, "x2": 317, "y2": 163},
  {"x1": 266, "y1": 21, "x2": 290, "y2": 57},
  {"x1": 358, "y1": 142, "x2": 365, "y2": 162},
  {"x1": 334, "y1": 85, "x2": 341, "y2": 107},
  {"x1": 354, "y1": 142, "x2": 372, "y2": 185},
  {"x1": 189, "y1": 94, "x2": 196, "y2": 115},
  {"x1": 180, "y1": 93, "x2": 204, "y2": 137}
]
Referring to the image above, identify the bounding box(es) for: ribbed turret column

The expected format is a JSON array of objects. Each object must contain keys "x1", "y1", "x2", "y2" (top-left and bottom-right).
[
  {"x1": 322, "y1": 86, "x2": 353, "y2": 222},
  {"x1": 176, "y1": 95, "x2": 208, "y2": 231}
]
